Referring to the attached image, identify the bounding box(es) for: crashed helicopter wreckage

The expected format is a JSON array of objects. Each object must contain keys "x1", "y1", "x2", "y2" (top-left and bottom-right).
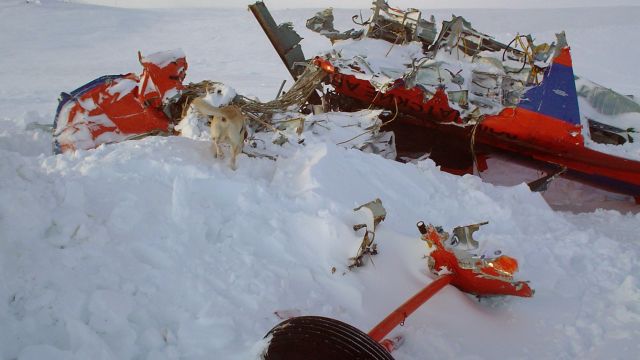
[
  {"x1": 250, "y1": 0, "x2": 640, "y2": 203},
  {"x1": 51, "y1": 49, "x2": 397, "y2": 161}
]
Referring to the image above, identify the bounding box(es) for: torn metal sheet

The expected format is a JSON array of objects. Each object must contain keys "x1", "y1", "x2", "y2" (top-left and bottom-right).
[
  {"x1": 366, "y1": 0, "x2": 437, "y2": 47},
  {"x1": 353, "y1": 198, "x2": 386, "y2": 229},
  {"x1": 318, "y1": 25, "x2": 573, "y2": 121},
  {"x1": 331, "y1": 110, "x2": 398, "y2": 160},
  {"x1": 430, "y1": 16, "x2": 519, "y2": 58},
  {"x1": 450, "y1": 221, "x2": 489, "y2": 251},
  {"x1": 588, "y1": 119, "x2": 634, "y2": 145},
  {"x1": 350, "y1": 198, "x2": 386, "y2": 269},
  {"x1": 249, "y1": 1, "x2": 306, "y2": 80},
  {"x1": 577, "y1": 77, "x2": 640, "y2": 116},
  {"x1": 575, "y1": 76, "x2": 640, "y2": 145},
  {"x1": 305, "y1": 8, "x2": 363, "y2": 42},
  {"x1": 355, "y1": 131, "x2": 397, "y2": 160}
]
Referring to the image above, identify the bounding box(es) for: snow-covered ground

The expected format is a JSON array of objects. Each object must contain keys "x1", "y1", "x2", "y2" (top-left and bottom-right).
[{"x1": 1, "y1": 1, "x2": 639, "y2": 359}]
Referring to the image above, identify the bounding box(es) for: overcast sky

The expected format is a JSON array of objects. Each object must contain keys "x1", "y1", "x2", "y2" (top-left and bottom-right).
[{"x1": 79, "y1": 0, "x2": 640, "y2": 9}]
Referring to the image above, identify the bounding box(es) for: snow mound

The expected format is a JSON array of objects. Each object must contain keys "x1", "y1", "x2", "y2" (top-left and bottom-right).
[{"x1": 1, "y1": 130, "x2": 639, "y2": 358}]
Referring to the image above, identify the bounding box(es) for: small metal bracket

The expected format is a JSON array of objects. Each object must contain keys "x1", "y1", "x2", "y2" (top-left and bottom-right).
[
  {"x1": 450, "y1": 221, "x2": 488, "y2": 250},
  {"x1": 353, "y1": 198, "x2": 386, "y2": 228},
  {"x1": 349, "y1": 198, "x2": 386, "y2": 269}
]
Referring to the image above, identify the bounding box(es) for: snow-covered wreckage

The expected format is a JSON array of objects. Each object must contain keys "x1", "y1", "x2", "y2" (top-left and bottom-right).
[
  {"x1": 249, "y1": 0, "x2": 640, "y2": 202},
  {"x1": 51, "y1": 0, "x2": 640, "y2": 203}
]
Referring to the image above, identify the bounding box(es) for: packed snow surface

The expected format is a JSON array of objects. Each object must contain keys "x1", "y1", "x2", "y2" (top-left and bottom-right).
[{"x1": 1, "y1": 1, "x2": 639, "y2": 359}]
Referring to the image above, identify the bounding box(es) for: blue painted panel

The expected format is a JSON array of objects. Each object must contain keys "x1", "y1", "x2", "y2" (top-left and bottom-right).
[{"x1": 518, "y1": 63, "x2": 581, "y2": 125}]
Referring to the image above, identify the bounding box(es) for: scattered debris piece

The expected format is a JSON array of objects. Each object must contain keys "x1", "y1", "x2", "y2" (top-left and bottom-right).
[
  {"x1": 305, "y1": 8, "x2": 363, "y2": 43},
  {"x1": 53, "y1": 49, "x2": 187, "y2": 154},
  {"x1": 450, "y1": 221, "x2": 489, "y2": 250},
  {"x1": 366, "y1": 0, "x2": 437, "y2": 49},
  {"x1": 349, "y1": 198, "x2": 386, "y2": 269},
  {"x1": 417, "y1": 221, "x2": 533, "y2": 297},
  {"x1": 261, "y1": 218, "x2": 532, "y2": 359}
]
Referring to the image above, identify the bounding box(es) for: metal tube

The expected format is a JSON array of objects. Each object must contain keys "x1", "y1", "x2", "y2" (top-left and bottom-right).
[
  {"x1": 275, "y1": 80, "x2": 287, "y2": 100},
  {"x1": 367, "y1": 274, "x2": 454, "y2": 342}
]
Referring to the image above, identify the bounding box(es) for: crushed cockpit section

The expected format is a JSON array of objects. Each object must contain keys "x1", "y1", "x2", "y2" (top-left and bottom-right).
[{"x1": 314, "y1": 2, "x2": 562, "y2": 122}]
